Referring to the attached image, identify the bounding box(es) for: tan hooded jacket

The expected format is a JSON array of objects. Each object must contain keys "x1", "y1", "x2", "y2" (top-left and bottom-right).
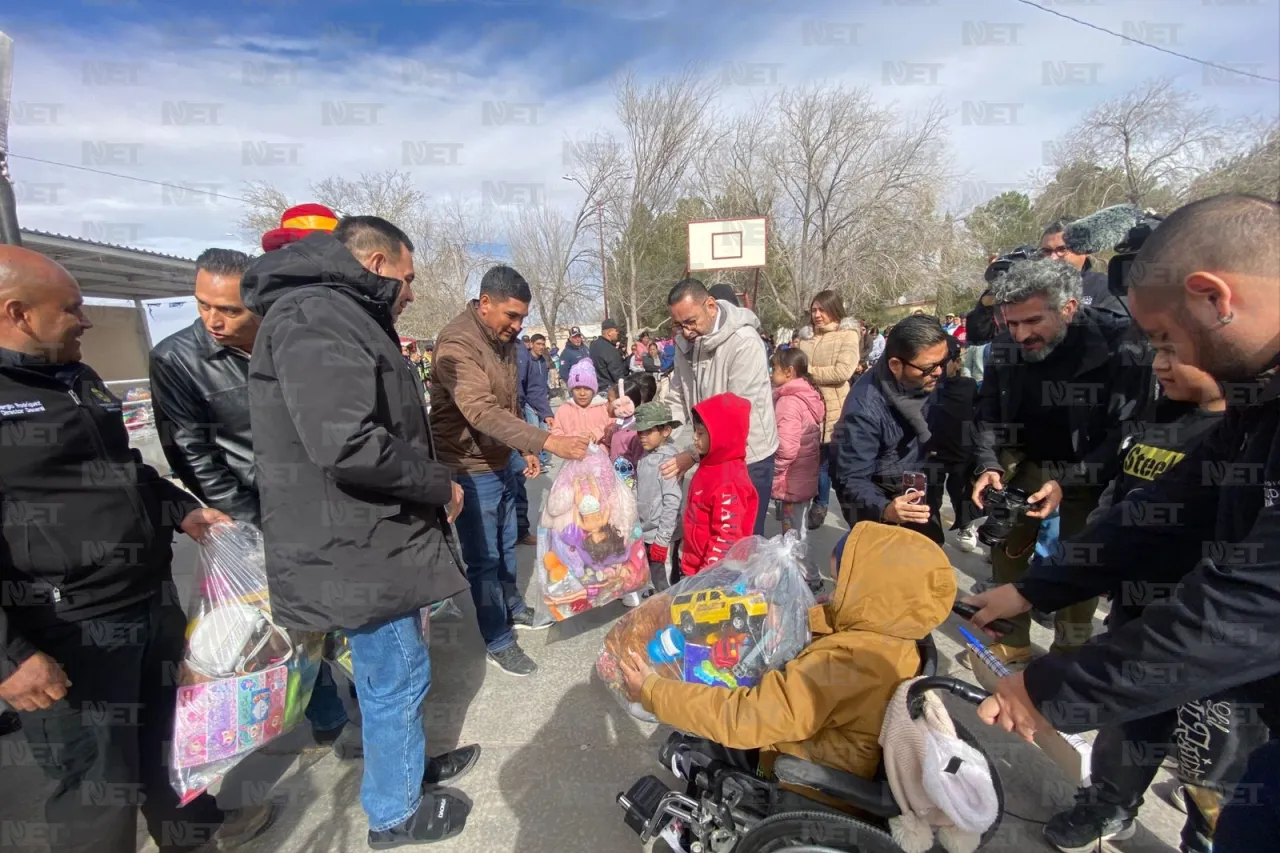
[
  {"x1": 798, "y1": 318, "x2": 862, "y2": 442},
  {"x1": 641, "y1": 522, "x2": 956, "y2": 779}
]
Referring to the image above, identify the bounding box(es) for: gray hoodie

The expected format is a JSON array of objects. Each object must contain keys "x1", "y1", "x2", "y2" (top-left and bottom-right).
[
  {"x1": 636, "y1": 441, "x2": 683, "y2": 547},
  {"x1": 667, "y1": 299, "x2": 780, "y2": 465}
]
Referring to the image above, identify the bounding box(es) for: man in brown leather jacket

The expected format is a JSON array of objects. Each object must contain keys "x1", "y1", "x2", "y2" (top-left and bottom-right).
[{"x1": 431, "y1": 266, "x2": 588, "y2": 676}]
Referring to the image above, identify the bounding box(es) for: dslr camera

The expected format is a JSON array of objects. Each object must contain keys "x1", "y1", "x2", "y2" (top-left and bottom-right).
[
  {"x1": 983, "y1": 245, "x2": 1037, "y2": 284},
  {"x1": 977, "y1": 487, "x2": 1033, "y2": 547}
]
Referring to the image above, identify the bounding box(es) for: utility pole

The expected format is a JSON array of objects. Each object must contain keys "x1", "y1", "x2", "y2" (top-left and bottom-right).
[
  {"x1": 0, "y1": 31, "x2": 21, "y2": 246},
  {"x1": 597, "y1": 202, "x2": 608, "y2": 321}
]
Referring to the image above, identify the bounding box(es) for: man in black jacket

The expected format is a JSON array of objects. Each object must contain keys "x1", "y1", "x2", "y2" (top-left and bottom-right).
[
  {"x1": 590, "y1": 318, "x2": 628, "y2": 387},
  {"x1": 557, "y1": 325, "x2": 590, "y2": 385},
  {"x1": 0, "y1": 246, "x2": 271, "y2": 853},
  {"x1": 1038, "y1": 220, "x2": 1129, "y2": 317},
  {"x1": 967, "y1": 257, "x2": 1153, "y2": 668},
  {"x1": 242, "y1": 217, "x2": 477, "y2": 847},
  {"x1": 964, "y1": 194, "x2": 1280, "y2": 851},
  {"x1": 149, "y1": 247, "x2": 359, "y2": 759}
]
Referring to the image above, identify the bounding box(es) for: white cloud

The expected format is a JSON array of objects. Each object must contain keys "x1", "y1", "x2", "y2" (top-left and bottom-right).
[{"x1": 5, "y1": 0, "x2": 1276, "y2": 260}]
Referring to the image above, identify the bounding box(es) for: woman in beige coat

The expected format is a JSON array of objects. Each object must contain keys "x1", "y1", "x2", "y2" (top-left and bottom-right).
[{"x1": 798, "y1": 289, "x2": 861, "y2": 529}]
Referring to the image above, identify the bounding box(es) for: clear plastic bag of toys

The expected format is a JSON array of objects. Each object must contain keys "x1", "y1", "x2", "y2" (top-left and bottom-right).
[
  {"x1": 170, "y1": 522, "x2": 324, "y2": 804},
  {"x1": 596, "y1": 532, "x2": 815, "y2": 720},
  {"x1": 534, "y1": 445, "x2": 649, "y2": 625}
]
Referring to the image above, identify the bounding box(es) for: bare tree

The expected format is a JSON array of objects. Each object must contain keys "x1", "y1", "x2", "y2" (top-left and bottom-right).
[
  {"x1": 1048, "y1": 78, "x2": 1222, "y2": 208},
  {"x1": 504, "y1": 202, "x2": 598, "y2": 347},
  {"x1": 1187, "y1": 116, "x2": 1280, "y2": 203},
  {"x1": 598, "y1": 68, "x2": 720, "y2": 333},
  {"x1": 236, "y1": 170, "x2": 493, "y2": 338},
  {"x1": 756, "y1": 86, "x2": 950, "y2": 321}
]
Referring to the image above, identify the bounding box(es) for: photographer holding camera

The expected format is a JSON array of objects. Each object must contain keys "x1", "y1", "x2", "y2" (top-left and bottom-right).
[{"x1": 966, "y1": 257, "x2": 1152, "y2": 669}]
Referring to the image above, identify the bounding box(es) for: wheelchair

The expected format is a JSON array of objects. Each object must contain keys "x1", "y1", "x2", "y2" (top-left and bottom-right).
[{"x1": 616, "y1": 636, "x2": 1005, "y2": 853}]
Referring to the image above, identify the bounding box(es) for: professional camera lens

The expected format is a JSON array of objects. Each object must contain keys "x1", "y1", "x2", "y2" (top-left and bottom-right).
[{"x1": 977, "y1": 487, "x2": 1031, "y2": 547}]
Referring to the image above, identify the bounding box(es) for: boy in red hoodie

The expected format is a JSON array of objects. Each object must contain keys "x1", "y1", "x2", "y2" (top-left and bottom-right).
[{"x1": 680, "y1": 393, "x2": 758, "y2": 576}]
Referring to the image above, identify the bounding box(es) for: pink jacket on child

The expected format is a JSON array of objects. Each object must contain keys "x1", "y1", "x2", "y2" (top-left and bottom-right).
[
  {"x1": 771, "y1": 378, "x2": 824, "y2": 502},
  {"x1": 552, "y1": 398, "x2": 613, "y2": 443}
]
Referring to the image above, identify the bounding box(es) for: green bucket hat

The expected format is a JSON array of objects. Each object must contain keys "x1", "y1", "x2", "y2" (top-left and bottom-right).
[{"x1": 633, "y1": 401, "x2": 681, "y2": 433}]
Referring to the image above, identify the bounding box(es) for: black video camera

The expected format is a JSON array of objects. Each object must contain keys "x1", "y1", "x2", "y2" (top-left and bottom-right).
[
  {"x1": 976, "y1": 487, "x2": 1033, "y2": 547},
  {"x1": 983, "y1": 245, "x2": 1037, "y2": 284},
  {"x1": 1107, "y1": 213, "x2": 1165, "y2": 300}
]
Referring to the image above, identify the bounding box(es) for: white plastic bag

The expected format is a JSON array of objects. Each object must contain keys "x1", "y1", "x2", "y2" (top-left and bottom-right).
[
  {"x1": 597, "y1": 533, "x2": 815, "y2": 719},
  {"x1": 169, "y1": 522, "x2": 323, "y2": 804}
]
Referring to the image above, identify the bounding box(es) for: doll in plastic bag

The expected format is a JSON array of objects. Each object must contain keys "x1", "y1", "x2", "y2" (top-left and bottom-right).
[
  {"x1": 597, "y1": 533, "x2": 815, "y2": 720},
  {"x1": 534, "y1": 445, "x2": 648, "y2": 623},
  {"x1": 170, "y1": 522, "x2": 324, "y2": 804}
]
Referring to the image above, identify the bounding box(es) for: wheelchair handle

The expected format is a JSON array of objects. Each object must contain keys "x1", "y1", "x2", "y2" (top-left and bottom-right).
[
  {"x1": 907, "y1": 676, "x2": 991, "y2": 720},
  {"x1": 951, "y1": 601, "x2": 1018, "y2": 637}
]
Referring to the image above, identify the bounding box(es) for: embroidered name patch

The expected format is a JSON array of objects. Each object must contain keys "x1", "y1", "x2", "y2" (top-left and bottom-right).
[{"x1": 0, "y1": 400, "x2": 47, "y2": 417}]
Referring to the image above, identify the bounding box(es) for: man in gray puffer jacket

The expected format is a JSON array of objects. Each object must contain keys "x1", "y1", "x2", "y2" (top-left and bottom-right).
[
  {"x1": 662, "y1": 278, "x2": 780, "y2": 535},
  {"x1": 633, "y1": 402, "x2": 684, "y2": 590}
]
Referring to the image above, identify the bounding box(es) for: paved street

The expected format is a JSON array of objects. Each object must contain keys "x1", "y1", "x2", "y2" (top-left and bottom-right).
[{"x1": 1, "y1": 469, "x2": 1189, "y2": 853}]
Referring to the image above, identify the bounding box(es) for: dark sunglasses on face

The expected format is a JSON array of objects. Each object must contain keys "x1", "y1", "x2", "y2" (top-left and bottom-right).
[{"x1": 904, "y1": 355, "x2": 950, "y2": 376}]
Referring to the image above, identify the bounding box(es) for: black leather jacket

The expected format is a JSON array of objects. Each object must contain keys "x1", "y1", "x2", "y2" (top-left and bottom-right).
[{"x1": 149, "y1": 319, "x2": 260, "y2": 525}]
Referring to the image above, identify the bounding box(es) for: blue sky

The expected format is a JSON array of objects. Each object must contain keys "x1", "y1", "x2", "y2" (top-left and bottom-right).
[{"x1": 4, "y1": 0, "x2": 1278, "y2": 265}]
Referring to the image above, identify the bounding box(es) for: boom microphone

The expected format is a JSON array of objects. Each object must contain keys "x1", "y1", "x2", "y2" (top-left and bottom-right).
[{"x1": 1063, "y1": 204, "x2": 1145, "y2": 255}]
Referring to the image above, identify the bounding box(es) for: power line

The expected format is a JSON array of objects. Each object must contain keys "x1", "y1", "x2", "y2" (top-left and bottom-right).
[
  {"x1": 7, "y1": 153, "x2": 252, "y2": 203},
  {"x1": 1011, "y1": 0, "x2": 1280, "y2": 84}
]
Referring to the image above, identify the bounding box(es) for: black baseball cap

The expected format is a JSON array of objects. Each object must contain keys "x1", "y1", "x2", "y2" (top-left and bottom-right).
[
  {"x1": 602, "y1": 319, "x2": 619, "y2": 331},
  {"x1": 569, "y1": 326, "x2": 583, "y2": 337}
]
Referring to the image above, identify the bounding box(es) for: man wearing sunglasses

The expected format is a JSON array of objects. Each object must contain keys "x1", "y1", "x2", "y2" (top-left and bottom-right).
[
  {"x1": 965, "y1": 258, "x2": 1153, "y2": 671},
  {"x1": 830, "y1": 314, "x2": 951, "y2": 544},
  {"x1": 1039, "y1": 220, "x2": 1128, "y2": 317}
]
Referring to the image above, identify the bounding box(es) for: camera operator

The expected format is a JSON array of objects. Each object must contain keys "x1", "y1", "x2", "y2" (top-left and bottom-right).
[
  {"x1": 965, "y1": 193, "x2": 1280, "y2": 853},
  {"x1": 965, "y1": 246, "x2": 1036, "y2": 346},
  {"x1": 1039, "y1": 220, "x2": 1129, "y2": 317},
  {"x1": 966, "y1": 257, "x2": 1152, "y2": 669}
]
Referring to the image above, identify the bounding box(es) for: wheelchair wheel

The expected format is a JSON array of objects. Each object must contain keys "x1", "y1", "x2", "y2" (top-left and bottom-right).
[{"x1": 734, "y1": 810, "x2": 903, "y2": 853}]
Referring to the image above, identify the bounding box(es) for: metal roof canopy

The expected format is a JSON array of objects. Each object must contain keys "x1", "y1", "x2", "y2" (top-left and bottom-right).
[{"x1": 21, "y1": 229, "x2": 195, "y2": 301}]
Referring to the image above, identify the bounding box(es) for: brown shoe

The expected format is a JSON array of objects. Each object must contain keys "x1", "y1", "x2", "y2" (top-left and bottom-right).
[
  {"x1": 958, "y1": 642, "x2": 1033, "y2": 672},
  {"x1": 517, "y1": 534, "x2": 537, "y2": 546}
]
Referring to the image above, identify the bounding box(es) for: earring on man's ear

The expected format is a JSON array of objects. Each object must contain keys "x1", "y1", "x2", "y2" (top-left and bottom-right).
[{"x1": 1220, "y1": 312, "x2": 1235, "y2": 326}]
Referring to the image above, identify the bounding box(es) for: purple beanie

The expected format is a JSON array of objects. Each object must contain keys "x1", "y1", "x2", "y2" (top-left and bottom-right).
[{"x1": 568, "y1": 358, "x2": 599, "y2": 392}]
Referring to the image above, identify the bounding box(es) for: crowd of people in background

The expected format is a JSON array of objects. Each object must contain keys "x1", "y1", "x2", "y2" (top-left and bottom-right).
[{"x1": 2, "y1": 192, "x2": 1278, "y2": 853}]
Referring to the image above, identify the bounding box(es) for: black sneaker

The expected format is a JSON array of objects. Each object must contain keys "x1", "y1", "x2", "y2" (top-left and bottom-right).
[
  {"x1": 423, "y1": 744, "x2": 481, "y2": 788},
  {"x1": 331, "y1": 725, "x2": 363, "y2": 761},
  {"x1": 805, "y1": 503, "x2": 827, "y2": 530},
  {"x1": 212, "y1": 802, "x2": 280, "y2": 850},
  {"x1": 487, "y1": 644, "x2": 537, "y2": 677},
  {"x1": 510, "y1": 608, "x2": 550, "y2": 632},
  {"x1": 367, "y1": 793, "x2": 470, "y2": 849},
  {"x1": 1043, "y1": 800, "x2": 1137, "y2": 852},
  {"x1": 1032, "y1": 608, "x2": 1055, "y2": 629}
]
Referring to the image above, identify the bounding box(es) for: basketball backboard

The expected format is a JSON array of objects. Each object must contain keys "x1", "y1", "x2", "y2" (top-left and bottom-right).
[{"x1": 687, "y1": 216, "x2": 767, "y2": 273}]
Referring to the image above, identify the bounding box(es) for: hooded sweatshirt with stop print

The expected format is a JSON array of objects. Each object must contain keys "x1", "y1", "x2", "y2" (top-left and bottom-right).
[{"x1": 680, "y1": 392, "x2": 758, "y2": 577}]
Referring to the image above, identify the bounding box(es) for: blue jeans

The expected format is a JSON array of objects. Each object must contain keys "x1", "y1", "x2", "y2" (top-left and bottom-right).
[
  {"x1": 346, "y1": 612, "x2": 430, "y2": 831},
  {"x1": 511, "y1": 450, "x2": 531, "y2": 539},
  {"x1": 525, "y1": 404, "x2": 551, "y2": 466},
  {"x1": 303, "y1": 661, "x2": 350, "y2": 733},
  {"x1": 455, "y1": 465, "x2": 527, "y2": 653},
  {"x1": 746, "y1": 454, "x2": 776, "y2": 536},
  {"x1": 815, "y1": 443, "x2": 831, "y2": 507}
]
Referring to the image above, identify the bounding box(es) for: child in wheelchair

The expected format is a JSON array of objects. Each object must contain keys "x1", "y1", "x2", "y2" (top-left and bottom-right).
[{"x1": 617, "y1": 522, "x2": 957, "y2": 835}]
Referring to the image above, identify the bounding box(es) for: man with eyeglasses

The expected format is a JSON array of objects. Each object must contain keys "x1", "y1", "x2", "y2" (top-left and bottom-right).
[
  {"x1": 829, "y1": 314, "x2": 951, "y2": 544},
  {"x1": 1039, "y1": 220, "x2": 1129, "y2": 317},
  {"x1": 964, "y1": 258, "x2": 1152, "y2": 671}
]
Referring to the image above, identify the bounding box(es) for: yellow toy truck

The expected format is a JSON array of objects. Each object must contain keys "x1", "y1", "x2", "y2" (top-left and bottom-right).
[{"x1": 670, "y1": 588, "x2": 768, "y2": 639}]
